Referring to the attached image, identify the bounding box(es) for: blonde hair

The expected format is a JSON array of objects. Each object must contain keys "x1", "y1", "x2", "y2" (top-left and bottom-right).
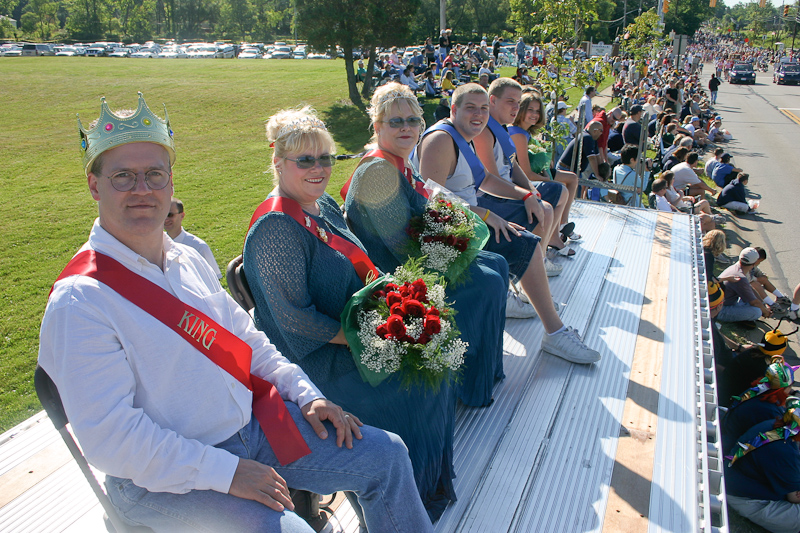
[
  {"x1": 702, "y1": 229, "x2": 727, "y2": 256},
  {"x1": 366, "y1": 82, "x2": 425, "y2": 145},
  {"x1": 265, "y1": 106, "x2": 335, "y2": 184},
  {"x1": 488, "y1": 77, "x2": 522, "y2": 99}
]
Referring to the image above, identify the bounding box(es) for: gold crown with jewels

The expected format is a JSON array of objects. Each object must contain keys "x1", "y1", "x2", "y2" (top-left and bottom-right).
[{"x1": 77, "y1": 92, "x2": 176, "y2": 175}]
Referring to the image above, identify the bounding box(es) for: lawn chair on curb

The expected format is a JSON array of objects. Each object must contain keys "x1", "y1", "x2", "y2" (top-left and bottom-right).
[{"x1": 34, "y1": 365, "x2": 153, "y2": 533}]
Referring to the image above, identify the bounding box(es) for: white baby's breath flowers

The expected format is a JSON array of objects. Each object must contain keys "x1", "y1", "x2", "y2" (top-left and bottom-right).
[
  {"x1": 357, "y1": 310, "x2": 403, "y2": 373},
  {"x1": 421, "y1": 242, "x2": 460, "y2": 273},
  {"x1": 427, "y1": 284, "x2": 446, "y2": 308}
]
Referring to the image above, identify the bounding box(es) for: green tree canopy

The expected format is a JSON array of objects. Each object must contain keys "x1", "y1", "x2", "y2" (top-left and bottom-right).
[
  {"x1": 295, "y1": 0, "x2": 420, "y2": 106},
  {"x1": 623, "y1": 9, "x2": 664, "y2": 59},
  {"x1": 663, "y1": 0, "x2": 714, "y2": 35}
]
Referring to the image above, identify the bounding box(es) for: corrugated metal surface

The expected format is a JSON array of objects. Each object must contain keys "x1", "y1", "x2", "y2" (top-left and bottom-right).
[
  {"x1": 508, "y1": 207, "x2": 659, "y2": 533},
  {"x1": 0, "y1": 462, "x2": 102, "y2": 533},
  {"x1": 327, "y1": 202, "x2": 725, "y2": 532},
  {"x1": 436, "y1": 201, "x2": 622, "y2": 532},
  {"x1": 648, "y1": 213, "x2": 703, "y2": 533},
  {"x1": 0, "y1": 413, "x2": 59, "y2": 477},
  {"x1": 1, "y1": 202, "x2": 726, "y2": 533}
]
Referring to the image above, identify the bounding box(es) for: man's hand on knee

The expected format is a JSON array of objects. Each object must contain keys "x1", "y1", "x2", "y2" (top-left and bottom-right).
[
  {"x1": 229, "y1": 458, "x2": 294, "y2": 512},
  {"x1": 301, "y1": 399, "x2": 363, "y2": 449}
]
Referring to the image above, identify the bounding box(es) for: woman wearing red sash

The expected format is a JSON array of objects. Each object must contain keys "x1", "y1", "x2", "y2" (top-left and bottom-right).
[
  {"x1": 342, "y1": 83, "x2": 510, "y2": 408},
  {"x1": 243, "y1": 107, "x2": 455, "y2": 522}
]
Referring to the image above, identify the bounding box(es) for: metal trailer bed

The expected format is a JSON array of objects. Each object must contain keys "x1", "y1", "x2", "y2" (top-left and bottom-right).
[{"x1": 0, "y1": 201, "x2": 727, "y2": 533}]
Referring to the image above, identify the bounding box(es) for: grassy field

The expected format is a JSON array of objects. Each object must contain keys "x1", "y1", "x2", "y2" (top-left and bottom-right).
[
  {"x1": 0, "y1": 57, "x2": 374, "y2": 431},
  {"x1": 0, "y1": 57, "x2": 605, "y2": 432}
]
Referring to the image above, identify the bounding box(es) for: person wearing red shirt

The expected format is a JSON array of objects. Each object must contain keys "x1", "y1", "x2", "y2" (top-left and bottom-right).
[{"x1": 592, "y1": 106, "x2": 623, "y2": 163}]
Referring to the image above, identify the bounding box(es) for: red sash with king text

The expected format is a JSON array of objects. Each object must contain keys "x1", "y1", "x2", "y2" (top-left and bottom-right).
[
  {"x1": 51, "y1": 250, "x2": 311, "y2": 466},
  {"x1": 247, "y1": 196, "x2": 380, "y2": 285},
  {"x1": 339, "y1": 149, "x2": 429, "y2": 201}
]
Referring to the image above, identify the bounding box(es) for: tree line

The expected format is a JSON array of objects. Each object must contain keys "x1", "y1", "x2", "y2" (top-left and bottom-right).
[{"x1": 2, "y1": 0, "x2": 717, "y2": 45}]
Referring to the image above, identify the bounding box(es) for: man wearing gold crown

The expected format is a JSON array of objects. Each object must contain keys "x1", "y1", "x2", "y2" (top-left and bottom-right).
[{"x1": 37, "y1": 93, "x2": 432, "y2": 532}]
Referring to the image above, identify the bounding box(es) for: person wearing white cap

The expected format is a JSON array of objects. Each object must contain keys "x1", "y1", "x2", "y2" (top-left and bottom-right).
[
  {"x1": 553, "y1": 101, "x2": 577, "y2": 138},
  {"x1": 717, "y1": 247, "x2": 773, "y2": 323}
]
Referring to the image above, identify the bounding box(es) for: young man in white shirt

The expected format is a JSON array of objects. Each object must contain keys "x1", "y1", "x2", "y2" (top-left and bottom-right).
[
  {"x1": 414, "y1": 84, "x2": 601, "y2": 365},
  {"x1": 578, "y1": 85, "x2": 596, "y2": 127},
  {"x1": 164, "y1": 197, "x2": 222, "y2": 279},
  {"x1": 39, "y1": 93, "x2": 432, "y2": 533}
]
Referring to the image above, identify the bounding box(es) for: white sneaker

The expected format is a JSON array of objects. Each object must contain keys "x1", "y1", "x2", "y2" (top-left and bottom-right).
[
  {"x1": 541, "y1": 326, "x2": 601, "y2": 364},
  {"x1": 515, "y1": 282, "x2": 530, "y2": 303},
  {"x1": 506, "y1": 291, "x2": 537, "y2": 319},
  {"x1": 544, "y1": 257, "x2": 563, "y2": 277},
  {"x1": 514, "y1": 283, "x2": 561, "y2": 313}
]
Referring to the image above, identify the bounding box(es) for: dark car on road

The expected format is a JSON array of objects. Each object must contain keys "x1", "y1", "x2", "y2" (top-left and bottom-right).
[
  {"x1": 730, "y1": 62, "x2": 756, "y2": 84},
  {"x1": 774, "y1": 62, "x2": 800, "y2": 85}
]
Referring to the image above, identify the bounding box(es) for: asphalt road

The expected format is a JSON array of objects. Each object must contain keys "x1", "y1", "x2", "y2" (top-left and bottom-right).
[
  {"x1": 706, "y1": 66, "x2": 800, "y2": 298},
  {"x1": 702, "y1": 66, "x2": 800, "y2": 533}
]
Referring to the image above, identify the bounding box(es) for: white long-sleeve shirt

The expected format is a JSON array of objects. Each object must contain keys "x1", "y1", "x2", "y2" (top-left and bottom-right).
[
  {"x1": 172, "y1": 228, "x2": 222, "y2": 279},
  {"x1": 579, "y1": 94, "x2": 593, "y2": 127},
  {"x1": 400, "y1": 72, "x2": 420, "y2": 90},
  {"x1": 38, "y1": 220, "x2": 323, "y2": 494}
]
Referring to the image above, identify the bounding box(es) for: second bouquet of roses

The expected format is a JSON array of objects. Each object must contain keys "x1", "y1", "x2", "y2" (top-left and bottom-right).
[{"x1": 406, "y1": 191, "x2": 489, "y2": 284}]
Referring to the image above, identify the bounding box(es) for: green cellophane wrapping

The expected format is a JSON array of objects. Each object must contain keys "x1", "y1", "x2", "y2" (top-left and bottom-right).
[
  {"x1": 406, "y1": 184, "x2": 491, "y2": 285},
  {"x1": 444, "y1": 208, "x2": 490, "y2": 283},
  {"x1": 528, "y1": 139, "x2": 552, "y2": 175},
  {"x1": 340, "y1": 259, "x2": 466, "y2": 389},
  {"x1": 340, "y1": 275, "x2": 393, "y2": 387}
]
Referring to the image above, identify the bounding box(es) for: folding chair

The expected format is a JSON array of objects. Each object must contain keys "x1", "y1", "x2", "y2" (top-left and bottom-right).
[
  {"x1": 34, "y1": 365, "x2": 153, "y2": 533},
  {"x1": 225, "y1": 255, "x2": 323, "y2": 523},
  {"x1": 226, "y1": 254, "x2": 256, "y2": 312}
]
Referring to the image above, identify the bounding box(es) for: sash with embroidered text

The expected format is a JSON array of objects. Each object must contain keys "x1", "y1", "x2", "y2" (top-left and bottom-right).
[
  {"x1": 51, "y1": 250, "x2": 311, "y2": 466},
  {"x1": 248, "y1": 196, "x2": 380, "y2": 285}
]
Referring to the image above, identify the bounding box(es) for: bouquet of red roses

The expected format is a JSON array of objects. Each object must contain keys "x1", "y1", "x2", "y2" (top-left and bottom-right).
[
  {"x1": 406, "y1": 192, "x2": 489, "y2": 284},
  {"x1": 340, "y1": 259, "x2": 467, "y2": 389}
]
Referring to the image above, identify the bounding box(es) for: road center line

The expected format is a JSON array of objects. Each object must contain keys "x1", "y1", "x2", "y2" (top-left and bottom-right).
[{"x1": 779, "y1": 108, "x2": 800, "y2": 125}]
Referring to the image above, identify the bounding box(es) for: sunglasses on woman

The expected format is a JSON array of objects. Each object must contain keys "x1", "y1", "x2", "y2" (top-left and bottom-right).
[
  {"x1": 383, "y1": 116, "x2": 423, "y2": 128},
  {"x1": 284, "y1": 155, "x2": 336, "y2": 169}
]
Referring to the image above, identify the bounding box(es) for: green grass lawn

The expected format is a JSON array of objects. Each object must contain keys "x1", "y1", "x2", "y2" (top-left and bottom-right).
[
  {"x1": 0, "y1": 57, "x2": 376, "y2": 432},
  {"x1": 0, "y1": 57, "x2": 606, "y2": 432}
]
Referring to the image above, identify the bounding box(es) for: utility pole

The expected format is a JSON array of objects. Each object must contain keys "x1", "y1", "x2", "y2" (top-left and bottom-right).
[
  {"x1": 623, "y1": 0, "x2": 628, "y2": 29},
  {"x1": 440, "y1": 0, "x2": 446, "y2": 31}
]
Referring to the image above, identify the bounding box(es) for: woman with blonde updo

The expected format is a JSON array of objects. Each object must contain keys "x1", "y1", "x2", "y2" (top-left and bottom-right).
[
  {"x1": 343, "y1": 83, "x2": 509, "y2": 418},
  {"x1": 243, "y1": 106, "x2": 450, "y2": 525}
]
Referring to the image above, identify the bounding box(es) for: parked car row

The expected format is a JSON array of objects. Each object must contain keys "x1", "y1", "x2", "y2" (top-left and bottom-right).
[{"x1": 1, "y1": 40, "x2": 331, "y2": 59}]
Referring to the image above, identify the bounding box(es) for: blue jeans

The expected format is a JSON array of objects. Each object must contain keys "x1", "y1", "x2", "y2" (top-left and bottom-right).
[
  {"x1": 534, "y1": 181, "x2": 565, "y2": 208},
  {"x1": 716, "y1": 301, "x2": 762, "y2": 323},
  {"x1": 106, "y1": 402, "x2": 432, "y2": 533},
  {"x1": 476, "y1": 193, "x2": 541, "y2": 233}
]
